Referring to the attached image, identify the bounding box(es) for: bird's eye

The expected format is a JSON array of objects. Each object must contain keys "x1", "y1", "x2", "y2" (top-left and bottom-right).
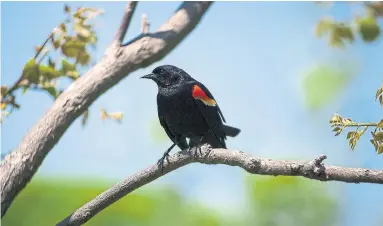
[{"x1": 171, "y1": 76, "x2": 179, "y2": 82}]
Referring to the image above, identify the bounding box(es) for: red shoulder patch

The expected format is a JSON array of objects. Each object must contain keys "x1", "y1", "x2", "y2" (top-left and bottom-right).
[{"x1": 192, "y1": 85, "x2": 217, "y2": 106}]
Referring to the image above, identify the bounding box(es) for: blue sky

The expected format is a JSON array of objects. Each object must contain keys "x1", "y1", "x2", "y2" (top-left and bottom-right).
[{"x1": 2, "y1": 2, "x2": 383, "y2": 225}]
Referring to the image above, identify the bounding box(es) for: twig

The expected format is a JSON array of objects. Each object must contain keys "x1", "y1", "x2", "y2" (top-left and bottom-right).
[
  {"x1": 1, "y1": 31, "x2": 55, "y2": 101},
  {"x1": 333, "y1": 122, "x2": 379, "y2": 127},
  {"x1": 115, "y1": 1, "x2": 138, "y2": 44},
  {"x1": 57, "y1": 145, "x2": 383, "y2": 226}
]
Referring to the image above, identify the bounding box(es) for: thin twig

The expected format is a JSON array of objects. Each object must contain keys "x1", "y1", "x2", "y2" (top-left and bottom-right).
[
  {"x1": 57, "y1": 145, "x2": 383, "y2": 226},
  {"x1": 333, "y1": 122, "x2": 378, "y2": 127},
  {"x1": 1, "y1": 31, "x2": 55, "y2": 101},
  {"x1": 115, "y1": 1, "x2": 138, "y2": 44}
]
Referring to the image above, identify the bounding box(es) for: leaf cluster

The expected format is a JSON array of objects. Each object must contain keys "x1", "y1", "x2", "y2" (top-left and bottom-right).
[
  {"x1": 0, "y1": 5, "x2": 108, "y2": 124},
  {"x1": 315, "y1": 2, "x2": 383, "y2": 47},
  {"x1": 330, "y1": 114, "x2": 383, "y2": 154}
]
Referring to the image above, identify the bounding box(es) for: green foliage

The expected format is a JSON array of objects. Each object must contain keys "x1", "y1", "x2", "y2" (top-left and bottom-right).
[
  {"x1": 316, "y1": 2, "x2": 383, "y2": 155},
  {"x1": 357, "y1": 16, "x2": 381, "y2": 42},
  {"x1": 22, "y1": 59, "x2": 40, "y2": 84},
  {"x1": 2, "y1": 176, "x2": 337, "y2": 226},
  {"x1": 315, "y1": 2, "x2": 383, "y2": 47},
  {"x1": 0, "y1": 5, "x2": 103, "y2": 123},
  {"x1": 316, "y1": 18, "x2": 354, "y2": 47},
  {"x1": 376, "y1": 84, "x2": 383, "y2": 106},
  {"x1": 100, "y1": 109, "x2": 124, "y2": 124},
  {"x1": 245, "y1": 176, "x2": 337, "y2": 226},
  {"x1": 2, "y1": 178, "x2": 222, "y2": 226},
  {"x1": 302, "y1": 65, "x2": 352, "y2": 110},
  {"x1": 330, "y1": 114, "x2": 383, "y2": 154}
]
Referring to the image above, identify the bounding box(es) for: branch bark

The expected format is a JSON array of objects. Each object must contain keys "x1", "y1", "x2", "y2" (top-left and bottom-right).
[
  {"x1": 57, "y1": 145, "x2": 383, "y2": 226},
  {"x1": 0, "y1": 1, "x2": 213, "y2": 217},
  {"x1": 115, "y1": 1, "x2": 137, "y2": 44}
]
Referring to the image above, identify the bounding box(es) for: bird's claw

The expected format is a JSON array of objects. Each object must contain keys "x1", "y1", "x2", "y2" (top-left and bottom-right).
[{"x1": 157, "y1": 153, "x2": 169, "y2": 173}]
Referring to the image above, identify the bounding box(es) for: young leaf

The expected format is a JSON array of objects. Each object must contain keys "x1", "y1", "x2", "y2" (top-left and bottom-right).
[
  {"x1": 357, "y1": 16, "x2": 381, "y2": 42},
  {"x1": 1, "y1": 86, "x2": 8, "y2": 96},
  {"x1": 61, "y1": 40, "x2": 86, "y2": 58},
  {"x1": 61, "y1": 59, "x2": 76, "y2": 74},
  {"x1": 82, "y1": 109, "x2": 89, "y2": 126},
  {"x1": 376, "y1": 85, "x2": 383, "y2": 106},
  {"x1": 315, "y1": 18, "x2": 333, "y2": 37},
  {"x1": 374, "y1": 132, "x2": 383, "y2": 141},
  {"x1": 39, "y1": 65, "x2": 61, "y2": 80},
  {"x1": 64, "y1": 4, "x2": 71, "y2": 13},
  {"x1": 77, "y1": 51, "x2": 90, "y2": 66},
  {"x1": 377, "y1": 120, "x2": 383, "y2": 129},
  {"x1": 43, "y1": 86, "x2": 58, "y2": 99},
  {"x1": 347, "y1": 131, "x2": 356, "y2": 139},
  {"x1": 22, "y1": 59, "x2": 40, "y2": 84}
]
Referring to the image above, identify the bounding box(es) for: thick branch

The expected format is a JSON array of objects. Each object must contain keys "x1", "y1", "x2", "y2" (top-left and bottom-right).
[
  {"x1": 0, "y1": 1, "x2": 213, "y2": 217},
  {"x1": 115, "y1": 1, "x2": 137, "y2": 44},
  {"x1": 57, "y1": 145, "x2": 383, "y2": 226}
]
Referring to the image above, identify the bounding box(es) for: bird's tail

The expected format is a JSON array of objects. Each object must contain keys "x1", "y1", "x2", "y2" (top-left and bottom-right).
[
  {"x1": 223, "y1": 125, "x2": 241, "y2": 137},
  {"x1": 189, "y1": 133, "x2": 226, "y2": 149}
]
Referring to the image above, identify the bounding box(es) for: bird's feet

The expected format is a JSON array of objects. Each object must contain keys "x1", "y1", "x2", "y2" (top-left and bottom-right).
[
  {"x1": 157, "y1": 153, "x2": 170, "y2": 173},
  {"x1": 188, "y1": 144, "x2": 203, "y2": 159}
]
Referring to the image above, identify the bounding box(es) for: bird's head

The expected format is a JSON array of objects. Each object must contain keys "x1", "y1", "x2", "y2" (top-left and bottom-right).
[{"x1": 141, "y1": 65, "x2": 192, "y2": 88}]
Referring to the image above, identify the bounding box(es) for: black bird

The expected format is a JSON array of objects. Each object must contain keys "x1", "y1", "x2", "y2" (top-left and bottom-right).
[{"x1": 141, "y1": 65, "x2": 240, "y2": 169}]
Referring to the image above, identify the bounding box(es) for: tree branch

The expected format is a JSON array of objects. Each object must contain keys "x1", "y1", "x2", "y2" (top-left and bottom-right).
[
  {"x1": 114, "y1": 1, "x2": 137, "y2": 44},
  {"x1": 57, "y1": 145, "x2": 383, "y2": 226},
  {"x1": 0, "y1": 1, "x2": 213, "y2": 217}
]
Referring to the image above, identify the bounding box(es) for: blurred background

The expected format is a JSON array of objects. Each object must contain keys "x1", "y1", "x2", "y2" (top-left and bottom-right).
[{"x1": 1, "y1": 1, "x2": 382, "y2": 226}]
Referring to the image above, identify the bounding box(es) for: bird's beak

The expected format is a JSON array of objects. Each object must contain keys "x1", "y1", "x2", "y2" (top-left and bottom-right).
[{"x1": 141, "y1": 73, "x2": 155, "y2": 80}]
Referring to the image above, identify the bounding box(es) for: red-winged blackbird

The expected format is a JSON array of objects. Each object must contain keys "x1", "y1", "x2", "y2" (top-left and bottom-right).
[{"x1": 142, "y1": 65, "x2": 240, "y2": 169}]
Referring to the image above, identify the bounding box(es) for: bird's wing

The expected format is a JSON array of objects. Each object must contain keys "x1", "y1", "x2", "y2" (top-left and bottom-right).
[
  {"x1": 189, "y1": 82, "x2": 227, "y2": 144},
  {"x1": 158, "y1": 115, "x2": 176, "y2": 142},
  {"x1": 156, "y1": 97, "x2": 176, "y2": 143}
]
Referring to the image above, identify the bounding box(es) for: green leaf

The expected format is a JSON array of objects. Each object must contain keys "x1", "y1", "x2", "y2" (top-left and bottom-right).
[
  {"x1": 22, "y1": 58, "x2": 40, "y2": 84},
  {"x1": 347, "y1": 131, "x2": 356, "y2": 139},
  {"x1": 329, "y1": 29, "x2": 344, "y2": 47},
  {"x1": 64, "y1": 4, "x2": 71, "y2": 13},
  {"x1": 74, "y1": 23, "x2": 91, "y2": 38},
  {"x1": 44, "y1": 86, "x2": 58, "y2": 99},
  {"x1": 378, "y1": 145, "x2": 383, "y2": 154},
  {"x1": 357, "y1": 16, "x2": 381, "y2": 42},
  {"x1": 77, "y1": 51, "x2": 90, "y2": 66},
  {"x1": 376, "y1": 85, "x2": 383, "y2": 106},
  {"x1": 349, "y1": 137, "x2": 357, "y2": 150},
  {"x1": 67, "y1": 71, "x2": 80, "y2": 80},
  {"x1": 377, "y1": 120, "x2": 383, "y2": 129},
  {"x1": 335, "y1": 24, "x2": 354, "y2": 42},
  {"x1": 303, "y1": 66, "x2": 353, "y2": 110},
  {"x1": 61, "y1": 59, "x2": 76, "y2": 74},
  {"x1": 22, "y1": 86, "x2": 28, "y2": 94},
  {"x1": 61, "y1": 40, "x2": 85, "y2": 58},
  {"x1": 82, "y1": 109, "x2": 89, "y2": 126},
  {"x1": 315, "y1": 18, "x2": 333, "y2": 37},
  {"x1": 374, "y1": 132, "x2": 383, "y2": 141},
  {"x1": 39, "y1": 65, "x2": 61, "y2": 80},
  {"x1": 370, "y1": 139, "x2": 378, "y2": 150},
  {"x1": 48, "y1": 57, "x2": 55, "y2": 68},
  {"x1": 1, "y1": 86, "x2": 8, "y2": 96}
]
